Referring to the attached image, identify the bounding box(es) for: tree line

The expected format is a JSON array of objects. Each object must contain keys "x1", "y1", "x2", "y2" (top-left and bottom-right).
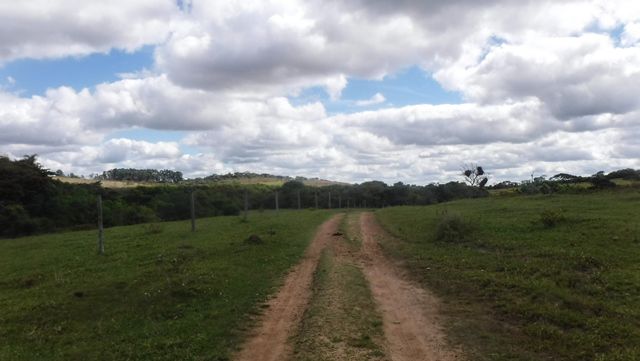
[
  {"x1": 489, "y1": 168, "x2": 640, "y2": 194},
  {"x1": 0, "y1": 155, "x2": 487, "y2": 238},
  {"x1": 98, "y1": 168, "x2": 183, "y2": 183}
]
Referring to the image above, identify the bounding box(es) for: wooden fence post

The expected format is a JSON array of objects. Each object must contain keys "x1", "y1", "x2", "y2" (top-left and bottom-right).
[
  {"x1": 190, "y1": 191, "x2": 196, "y2": 232},
  {"x1": 244, "y1": 190, "x2": 249, "y2": 220},
  {"x1": 275, "y1": 190, "x2": 279, "y2": 212},
  {"x1": 97, "y1": 194, "x2": 104, "y2": 255}
]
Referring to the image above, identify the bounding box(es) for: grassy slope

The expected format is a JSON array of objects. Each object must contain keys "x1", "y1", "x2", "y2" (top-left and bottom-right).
[
  {"x1": 53, "y1": 176, "x2": 346, "y2": 188},
  {"x1": 0, "y1": 210, "x2": 333, "y2": 361},
  {"x1": 53, "y1": 176, "x2": 150, "y2": 188},
  {"x1": 376, "y1": 189, "x2": 640, "y2": 361}
]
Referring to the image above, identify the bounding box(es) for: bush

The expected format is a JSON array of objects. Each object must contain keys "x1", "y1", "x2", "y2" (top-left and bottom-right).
[
  {"x1": 0, "y1": 204, "x2": 37, "y2": 237},
  {"x1": 539, "y1": 209, "x2": 565, "y2": 228},
  {"x1": 435, "y1": 211, "x2": 475, "y2": 243},
  {"x1": 590, "y1": 176, "x2": 616, "y2": 189},
  {"x1": 145, "y1": 223, "x2": 164, "y2": 234},
  {"x1": 518, "y1": 180, "x2": 558, "y2": 195}
]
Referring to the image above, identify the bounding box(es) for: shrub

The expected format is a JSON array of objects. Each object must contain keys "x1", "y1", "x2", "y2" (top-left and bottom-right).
[
  {"x1": 0, "y1": 204, "x2": 37, "y2": 237},
  {"x1": 590, "y1": 176, "x2": 616, "y2": 189},
  {"x1": 145, "y1": 223, "x2": 164, "y2": 234},
  {"x1": 539, "y1": 209, "x2": 565, "y2": 228},
  {"x1": 435, "y1": 211, "x2": 475, "y2": 243}
]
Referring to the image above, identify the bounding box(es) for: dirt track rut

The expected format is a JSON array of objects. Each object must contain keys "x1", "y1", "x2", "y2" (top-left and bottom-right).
[
  {"x1": 235, "y1": 212, "x2": 462, "y2": 361},
  {"x1": 234, "y1": 215, "x2": 342, "y2": 361},
  {"x1": 359, "y1": 212, "x2": 463, "y2": 361}
]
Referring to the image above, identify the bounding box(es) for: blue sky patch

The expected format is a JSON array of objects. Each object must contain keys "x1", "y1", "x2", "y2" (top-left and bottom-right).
[
  {"x1": 289, "y1": 66, "x2": 463, "y2": 115},
  {"x1": 0, "y1": 46, "x2": 154, "y2": 96}
]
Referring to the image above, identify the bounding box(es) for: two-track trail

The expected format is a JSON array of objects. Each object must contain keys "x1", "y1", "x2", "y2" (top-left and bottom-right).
[
  {"x1": 359, "y1": 212, "x2": 463, "y2": 361},
  {"x1": 234, "y1": 212, "x2": 463, "y2": 361},
  {"x1": 234, "y1": 214, "x2": 343, "y2": 361}
]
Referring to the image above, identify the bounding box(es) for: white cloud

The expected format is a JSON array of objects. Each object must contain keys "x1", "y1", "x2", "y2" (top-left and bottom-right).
[
  {"x1": 2, "y1": 0, "x2": 640, "y2": 184},
  {"x1": 95, "y1": 138, "x2": 181, "y2": 163},
  {"x1": 355, "y1": 93, "x2": 386, "y2": 107},
  {"x1": 436, "y1": 34, "x2": 640, "y2": 118},
  {"x1": 155, "y1": 0, "x2": 431, "y2": 96},
  {"x1": 0, "y1": 89, "x2": 101, "y2": 146},
  {"x1": 0, "y1": 0, "x2": 179, "y2": 62}
]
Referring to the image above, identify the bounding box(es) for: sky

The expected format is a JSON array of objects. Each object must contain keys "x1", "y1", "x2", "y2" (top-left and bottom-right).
[{"x1": 1, "y1": 0, "x2": 640, "y2": 184}]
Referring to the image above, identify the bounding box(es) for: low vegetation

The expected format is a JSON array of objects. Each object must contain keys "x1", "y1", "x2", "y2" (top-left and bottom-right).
[
  {"x1": 376, "y1": 188, "x2": 640, "y2": 361},
  {"x1": 434, "y1": 210, "x2": 476, "y2": 243},
  {"x1": 0, "y1": 210, "x2": 333, "y2": 360}
]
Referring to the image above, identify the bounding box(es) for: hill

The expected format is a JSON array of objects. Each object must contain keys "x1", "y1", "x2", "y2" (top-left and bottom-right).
[{"x1": 53, "y1": 173, "x2": 348, "y2": 188}]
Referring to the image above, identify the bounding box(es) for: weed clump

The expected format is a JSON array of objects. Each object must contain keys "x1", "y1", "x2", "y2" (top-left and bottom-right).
[
  {"x1": 539, "y1": 209, "x2": 565, "y2": 228},
  {"x1": 245, "y1": 234, "x2": 264, "y2": 245},
  {"x1": 435, "y1": 211, "x2": 475, "y2": 243},
  {"x1": 145, "y1": 223, "x2": 164, "y2": 234}
]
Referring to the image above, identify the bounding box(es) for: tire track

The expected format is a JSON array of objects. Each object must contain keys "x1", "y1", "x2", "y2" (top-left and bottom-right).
[
  {"x1": 234, "y1": 214, "x2": 343, "y2": 361},
  {"x1": 359, "y1": 212, "x2": 463, "y2": 361}
]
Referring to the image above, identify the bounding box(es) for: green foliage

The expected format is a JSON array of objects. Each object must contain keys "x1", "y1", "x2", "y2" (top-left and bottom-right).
[
  {"x1": 0, "y1": 210, "x2": 334, "y2": 360},
  {"x1": 377, "y1": 189, "x2": 640, "y2": 360},
  {"x1": 518, "y1": 176, "x2": 559, "y2": 195},
  {"x1": 434, "y1": 211, "x2": 475, "y2": 243},
  {"x1": 605, "y1": 168, "x2": 640, "y2": 180},
  {"x1": 1, "y1": 155, "x2": 489, "y2": 238},
  {"x1": 99, "y1": 168, "x2": 183, "y2": 183},
  {"x1": 0, "y1": 204, "x2": 37, "y2": 237},
  {"x1": 590, "y1": 173, "x2": 616, "y2": 189},
  {"x1": 539, "y1": 209, "x2": 565, "y2": 228}
]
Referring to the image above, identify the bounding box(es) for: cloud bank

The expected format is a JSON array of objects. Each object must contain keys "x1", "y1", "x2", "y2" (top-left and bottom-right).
[{"x1": 1, "y1": 0, "x2": 639, "y2": 183}]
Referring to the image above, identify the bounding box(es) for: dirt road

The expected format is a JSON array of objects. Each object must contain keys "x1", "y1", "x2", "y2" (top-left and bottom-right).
[
  {"x1": 359, "y1": 212, "x2": 462, "y2": 361},
  {"x1": 235, "y1": 212, "x2": 462, "y2": 361},
  {"x1": 234, "y1": 214, "x2": 343, "y2": 361}
]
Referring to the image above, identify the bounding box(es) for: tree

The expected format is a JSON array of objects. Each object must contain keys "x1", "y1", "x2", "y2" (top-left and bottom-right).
[
  {"x1": 550, "y1": 173, "x2": 583, "y2": 183},
  {"x1": 606, "y1": 168, "x2": 640, "y2": 180},
  {"x1": 461, "y1": 164, "x2": 488, "y2": 188},
  {"x1": 590, "y1": 171, "x2": 616, "y2": 189}
]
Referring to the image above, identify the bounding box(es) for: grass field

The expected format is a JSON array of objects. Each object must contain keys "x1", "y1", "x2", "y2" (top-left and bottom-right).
[
  {"x1": 376, "y1": 188, "x2": 640, "y2": 360},
  {"x1": 0, "y1": 210, "x2": 333, "y2": 360}
]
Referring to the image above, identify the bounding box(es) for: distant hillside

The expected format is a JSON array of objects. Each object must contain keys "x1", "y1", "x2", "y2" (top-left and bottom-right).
[
  {"x1": 52, "y1": 172, "x2": 348, "y2": 188},
  {"x1": 194, "y1": 172, "x2": 348, "y2": 187},
  {"x1": 52, "y1": 176, "x2": 152, "y2": 189}
]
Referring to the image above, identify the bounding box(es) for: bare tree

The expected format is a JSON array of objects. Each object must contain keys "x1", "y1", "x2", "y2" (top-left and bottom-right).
[{"x1": 461, "y1": 164, "x2": 488, "y2": 188}]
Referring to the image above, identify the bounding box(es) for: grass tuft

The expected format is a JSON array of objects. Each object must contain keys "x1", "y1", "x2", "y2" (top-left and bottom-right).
[{"x1": 435, "y1": 211, "x2": 475, "y2": 243}]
